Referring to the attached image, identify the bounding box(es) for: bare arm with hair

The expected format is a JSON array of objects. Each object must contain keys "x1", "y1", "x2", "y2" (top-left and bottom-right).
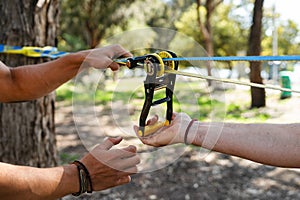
[
  {"x1": 0, "y1": 45, "x2": 138, "y2": 198},
  {"x1": 136, "y1": 113, "x2": 300, "y2": 168},
  {"x1": 0, "y1": 44, "x2": 132, "y2": 102},
  {"x1": 0, "y1": 137, "x2": 140, "y2": 200}
]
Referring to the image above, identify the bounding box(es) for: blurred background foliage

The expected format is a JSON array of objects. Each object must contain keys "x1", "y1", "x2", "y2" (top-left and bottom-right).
[
  {"x1": 59, "y1": 0, "x2": 300, "y2": 56},
  {"x1": 57, "y1": 0, "x2": 300, "y2": 115}
]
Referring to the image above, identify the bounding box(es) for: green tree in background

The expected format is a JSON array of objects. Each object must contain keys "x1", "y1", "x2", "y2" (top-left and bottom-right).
[
  {"x1": 143, "y1": 0, "x2": 193, "y2": 49},
  {"x1": 262, "y1": 20, "x2": 300, "y2": 56},
  {"x1": 60, "y1": 0, "x2": 135, "y2": 50},
  {"x1": 175, "y1": 3, "x2": 248, "y2": 58},
  {"x1": 58, "y1": 0, "x2": 300, "y2": 108}
]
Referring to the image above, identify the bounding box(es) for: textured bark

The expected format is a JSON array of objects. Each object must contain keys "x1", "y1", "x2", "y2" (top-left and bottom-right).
[
  {"x1": 248, "y1": 0, "x2": 265, "y2": 108},
  {"x1": 0, "y1": 0, "x2": 59, "y2": 167}
]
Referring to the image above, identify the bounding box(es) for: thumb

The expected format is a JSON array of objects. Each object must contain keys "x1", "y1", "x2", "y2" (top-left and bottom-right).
[
  {"x1": 100, "y1": 136, "x2": 123, "y2": 150},
  {"x1": 146, "y1": 115, "x2": 159, "y2": 125},
  {"x1": 133, "y1": 125, "x2": 139, "y2": 135}
]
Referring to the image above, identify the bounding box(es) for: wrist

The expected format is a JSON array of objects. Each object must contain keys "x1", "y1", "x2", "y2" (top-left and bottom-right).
[
  {"x1": 61, "y1": 164, "x2": 80, "y2": 195},
  {"x1": 71, "y1": 160, "x2": 93, "y2": 196},
  {"x1": 62, "y1": 52, "x2": 87, "y2": 71},
  {"x1": 184, "y1": 119, "x2": 198, "y2": 145},
  {"x1": 184, "y1": 120, "x2": 207, "y2": 146},
  {"x1": 25, "y1": 165, "x2": 79, "y2": 199}
]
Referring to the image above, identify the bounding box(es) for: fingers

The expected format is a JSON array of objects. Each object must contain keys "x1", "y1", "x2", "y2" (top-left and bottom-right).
[
  {"x1": 121, "y1": 145, "x2": 137, "y2": 154},
  {"x1": 146, "y1": 115, "x2": 159, "y2": 125},
  {"x1": 109, "y1": 136, "x2": 123, "y2": 145},
  {"x1": 83, "y1": 44, "x2": 132, "y2": 70},
  {"x1": 108, "y1": 44, "x2": 132, "y2": 70},
  {"x1": 133, "y1": 124, "x2": 162, "y2": 146},
  {"x1": 133, "y1": 114, "x2": 159, "y2": 137},
  {"x1": 117, "y1": 175, "x2": 131, "y2": 185},
  {"x1": 133, "y1": 112, "x2": 184, "y2": 147},
  {"x1": 100, "y1": 136, "x2": 123, "y2": 150},
  {"x1": 137, "y1": 137, "x2": 151, "y2": 145},
  {"x1": 143, "y1": 121, "x2": 165, "y2": 137},
  {"x1": 134, "y1": 114, "x2": 170, "y2": 138},
  {"x1": 109, "y1": 145, "x2": 137, "y2": 159},
  {"x1": 133, "y1": 125, "x2": 139, "y2": 135},
  {"x1": 80, "y1": 137, "x2": 141, "y2": 192},
  {"x1": 172, "y1": 112, "x2": 177, "y2": 120},
  {"x1": 119, "y1": 155, "x2": 140, "y2": 171},
  {"x1": 111, "y1": 145, "x2": 139, "y2": 160},
  {"x1": 124, "y1": 166, "x2": 138, "y2": 174},
  {"x1": 110, "y1": 44, "x2": 133, "y2": 59},
  {"x1": 109, "y1": 62, "x2": 121, "y2": 71},
  {"x1": 107, "y1": 44, "x2": 132, "y2": 70},
  {"x1": 139, "y1": 137, "x2": 161, "y2": 147}
]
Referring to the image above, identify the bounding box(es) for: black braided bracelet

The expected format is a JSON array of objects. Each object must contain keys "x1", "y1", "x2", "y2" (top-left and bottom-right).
[{"x1": 72, "y1": 160, "x2": 93, "y2": 196}]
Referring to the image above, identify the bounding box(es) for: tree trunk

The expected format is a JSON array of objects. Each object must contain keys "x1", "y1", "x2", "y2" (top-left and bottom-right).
[
  {"x1": 196, "y1": 0, "x2": 213, "y2": 84},
  {"x1": 0, "y1": 0, "x2": 59, "y2": 167},
  {"x1": 196, "y1": 0, "x2": 223, "y2": 86},
  {"x1": 248, "y1": 0, "x2": 265, "y2": 108}
]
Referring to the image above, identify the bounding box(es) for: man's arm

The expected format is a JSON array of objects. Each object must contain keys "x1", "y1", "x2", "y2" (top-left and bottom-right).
[
  {"x1": 137, "y1": 113, "x2": 300, "y2": 168},
  {"x1": 0, "y1": 44, "x2": 131, "y2": 102},
  {"x1": 0, "y1": 162, "x2": 78, "y2": 200},
  {"x1": 0, "y1": 137, "x2": 139, "y2": 199},
  {"x1": 189, "y1": 121, "x2": 300, "y2": 168}
]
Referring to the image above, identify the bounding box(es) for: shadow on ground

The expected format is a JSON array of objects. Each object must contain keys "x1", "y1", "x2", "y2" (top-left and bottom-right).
[{"x1": 55, "y1": 99, "x2": 300, "y2": 200}]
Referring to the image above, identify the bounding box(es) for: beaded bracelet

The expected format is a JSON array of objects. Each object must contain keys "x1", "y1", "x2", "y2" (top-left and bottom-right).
[
  {"x1": 184, "y1": 119, "x2": 198, "y2": 145},
  {"x1": 72, "y1": 160, "x2": 93, "y2": 196}
]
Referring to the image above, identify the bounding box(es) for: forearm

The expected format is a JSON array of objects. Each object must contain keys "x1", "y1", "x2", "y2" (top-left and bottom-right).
[
  {"x1": 4, "y1": 52, "x2": 85, "y2": 102},
  {"x1": 0, "y1": 44, "x2": 130, "y2": 102},
  {"x1": 188, "y1": 122, "x2": 300, "y2": 168},
  {"x1": 0, "y1": 162, "x2": 78, "y2": 199}
]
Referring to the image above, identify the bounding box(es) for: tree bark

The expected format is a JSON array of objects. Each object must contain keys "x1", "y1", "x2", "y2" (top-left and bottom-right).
[
  {"x1": 248, "y1": 0, "x2": 265, "y2": 108},
  {"x1": 196, "y1": 0, "x2": 223, "y2": 86},
  {"x1": 0, "y1": 0, "x2": 59, "y2": 167}
]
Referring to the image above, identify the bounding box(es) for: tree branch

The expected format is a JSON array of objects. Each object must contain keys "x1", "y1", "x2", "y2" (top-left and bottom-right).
[
  {"x1": 196, "y1": 0, "x2": 209, "y2": 39},
  {"x1": 211, "y1": 0, "x2": 223, "y2": 11}
]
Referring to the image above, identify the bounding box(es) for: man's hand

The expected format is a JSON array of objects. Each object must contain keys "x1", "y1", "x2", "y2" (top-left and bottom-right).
[
  {"x1": 0, "y1": 44, "x2": 132, "y2": 102},
  {"x1": 80, "y1": 137, "x2": 140, "y2": 191},
  {"x1": 76, "y1": 44, "x2": 132, "y2": 71},
  {"x1": 134, "y1": 113, "x2": 192, "y2": 147}
]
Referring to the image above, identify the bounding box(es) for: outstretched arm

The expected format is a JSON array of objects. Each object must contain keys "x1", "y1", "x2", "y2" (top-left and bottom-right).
[
  {"x1": 0, "y1": 44, "x2": 132, "y2": 102},
  {"x1": 136, "y1": 113, "x2": 300, "y2": 168},
  {"x1": 0, "y1": 137, "x2": 140, "y2": 199}
]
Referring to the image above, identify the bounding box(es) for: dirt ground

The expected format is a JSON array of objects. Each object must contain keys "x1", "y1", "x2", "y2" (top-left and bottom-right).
[{"x1": 56, "y1": 86, "x2": 300, "y2": 200}]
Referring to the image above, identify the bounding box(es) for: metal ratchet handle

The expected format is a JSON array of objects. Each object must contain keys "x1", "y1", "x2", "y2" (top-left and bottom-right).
[
  {"x1": 137, "y1": 51, "x2": 179, "y2": 136},
  {"x1": 115, "y1": 51, "x2": 179, "y2": 137}
]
